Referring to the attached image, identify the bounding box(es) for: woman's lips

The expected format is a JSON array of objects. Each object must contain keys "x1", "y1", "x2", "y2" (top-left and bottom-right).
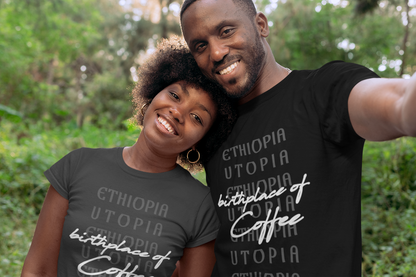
[{"x1": 157, "y1": 116, "x2": 178, "y2": 135}]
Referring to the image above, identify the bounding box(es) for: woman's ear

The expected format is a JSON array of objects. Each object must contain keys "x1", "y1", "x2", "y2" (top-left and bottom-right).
[{"x1": 255, "y1": 12, "x2": 270, "y2": 38}]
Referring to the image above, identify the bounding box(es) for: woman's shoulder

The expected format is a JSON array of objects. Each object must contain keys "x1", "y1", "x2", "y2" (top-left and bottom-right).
[
  {"x1": 66, "y1": 146, "x2": 121, "y2": 160},
  {"x1": 174, "y1": 166, "x2": 211, "y2": 193}
]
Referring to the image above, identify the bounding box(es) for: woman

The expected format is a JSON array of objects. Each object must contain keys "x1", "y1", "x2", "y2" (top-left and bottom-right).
[{"x1": 21, "y1": 36, "x2": 237, "y2": 277}]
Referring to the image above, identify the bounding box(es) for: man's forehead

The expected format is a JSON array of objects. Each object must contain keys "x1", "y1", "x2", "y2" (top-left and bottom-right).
[
  {"x1": 182, "y1": 0, "x2": 238, "y2": 20},
  {"x1": 181, "y1": 0, "x2": 240, "y2": 32},
  {"x1": 186, "y1": 0, "x2": 230, "y2": 9}
]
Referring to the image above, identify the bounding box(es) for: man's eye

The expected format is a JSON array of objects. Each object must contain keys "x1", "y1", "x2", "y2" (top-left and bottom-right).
[
  {"x1": 196, "y1": 43, "x2": 207, "y2": 52},
  {"x1": 222, "y1": 28, "x2": 234, "y2": 36},
  {"x1": 170, "y1": 92, "x2": 179, "y2": 100}
]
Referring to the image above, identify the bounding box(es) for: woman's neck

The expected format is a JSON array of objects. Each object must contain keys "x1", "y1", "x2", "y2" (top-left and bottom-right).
[{"x1": 123, "y1": 138, "x2": 178, "y2": 173}]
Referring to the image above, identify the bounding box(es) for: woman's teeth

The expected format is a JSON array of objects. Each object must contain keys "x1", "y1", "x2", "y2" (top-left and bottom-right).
[
  {"x1": 158, "y1": 117, "x2": 176, "y2": 135},
  {"x1": 219, "y1": 61, "x2": 239, "y2": 75}
]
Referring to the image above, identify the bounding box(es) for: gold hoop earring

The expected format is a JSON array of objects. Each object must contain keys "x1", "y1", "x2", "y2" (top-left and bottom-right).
[
  {"x1": 187, "y1": 149, "x2": 200, "y2": 164},
  {"x1": 141, "y1": 103, "x2": 148, "y2": 116}
]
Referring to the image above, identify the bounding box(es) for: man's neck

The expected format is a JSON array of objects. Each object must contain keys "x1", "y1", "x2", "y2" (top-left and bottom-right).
[{"x1": 238, "y1": 49, "x2": 290, "y2": 105}]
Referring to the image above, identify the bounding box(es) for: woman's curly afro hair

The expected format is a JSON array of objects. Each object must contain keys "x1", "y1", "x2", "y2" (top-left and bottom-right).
[{"x1": 132, "y1": 36, "x2": 237, "y2": 171}]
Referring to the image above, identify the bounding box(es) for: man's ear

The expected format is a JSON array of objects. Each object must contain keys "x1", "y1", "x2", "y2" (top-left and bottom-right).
[{"x1": 255, "y1": 12, "x2": 270, "y2": 37}]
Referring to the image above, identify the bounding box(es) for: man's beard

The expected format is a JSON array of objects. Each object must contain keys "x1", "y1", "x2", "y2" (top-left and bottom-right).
[{"x1": 223, "y1": 35, "x2": 266, "y2": 100}]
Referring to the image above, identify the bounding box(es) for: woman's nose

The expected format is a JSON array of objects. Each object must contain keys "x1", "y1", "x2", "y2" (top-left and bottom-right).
[{"x1": 169, "y1": 106, "x2": 184, "y2": 123}]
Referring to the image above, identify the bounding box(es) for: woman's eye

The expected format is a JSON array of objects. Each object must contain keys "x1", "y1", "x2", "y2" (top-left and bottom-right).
[
  {"x1": 192, "y1": 114, "x2": 202, "y2": 125},
  {"x1": 170, "y1": 92, "x2": 179, "y2": 100}
]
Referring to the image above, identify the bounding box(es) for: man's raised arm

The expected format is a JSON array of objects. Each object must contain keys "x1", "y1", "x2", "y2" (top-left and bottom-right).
[{"x1": 348, "y1": 74, "x2": 416, "y2": 141}]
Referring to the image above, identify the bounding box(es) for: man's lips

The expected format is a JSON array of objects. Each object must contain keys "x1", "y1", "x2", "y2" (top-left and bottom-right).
[
  {"x1": 216, "y1": 61, "x2": 240, "y2": 75},
  {"x1": 157, "y1": 115, "x2": 178, "y2": 135}
]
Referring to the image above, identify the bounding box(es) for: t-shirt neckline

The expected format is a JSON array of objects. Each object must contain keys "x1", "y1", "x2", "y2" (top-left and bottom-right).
[
  {"x1": 238, "y1": 70, "x2": 296, "y2": 115},
  {"x1": 116, "y1": 147, "x2": 184, "y2": 179}
]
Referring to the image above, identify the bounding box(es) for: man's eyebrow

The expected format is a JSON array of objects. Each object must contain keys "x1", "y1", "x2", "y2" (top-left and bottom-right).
[
  {"x1": 215, "y1": 20, "x2": 228, "y2": 31},
  {"x1": 188, "y1": 20, "x2": 231, "y2": 47}
]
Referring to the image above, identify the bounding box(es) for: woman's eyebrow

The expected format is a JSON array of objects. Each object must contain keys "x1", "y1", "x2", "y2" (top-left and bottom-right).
[
  {"x1": 198, "y1": 103, "x2": 213, "y2": 119},
  {"x1": 180, "y1": 83, "x2": 189, "y2": 96},
  {"x1": 179, "y1": 83, "x2": 212, "y2": 119}
]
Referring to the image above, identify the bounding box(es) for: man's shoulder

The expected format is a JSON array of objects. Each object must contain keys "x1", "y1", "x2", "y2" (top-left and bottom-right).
[
  {"x1": 296, "y1": 61, "x2": 378, "y2": 84},
  {"x1": 315, "y1": 60, "x2": 374, "y2": 74}
]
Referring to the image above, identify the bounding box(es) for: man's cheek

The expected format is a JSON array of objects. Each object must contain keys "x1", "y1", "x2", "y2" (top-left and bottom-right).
[{"x1": 195, "y1": 60, "x2": 210, "y2": 75}]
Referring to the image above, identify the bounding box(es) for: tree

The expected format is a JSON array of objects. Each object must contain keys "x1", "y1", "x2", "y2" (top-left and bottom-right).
[
  {"x1": 354, "y1": 0, "x2": 416, "y2": 77},
  {"x1": 0, "y1": 0, "x2": 183, "y2": 129},
  {"x1": 0, "y1": 0, "x2": 102, "y2": 126}
]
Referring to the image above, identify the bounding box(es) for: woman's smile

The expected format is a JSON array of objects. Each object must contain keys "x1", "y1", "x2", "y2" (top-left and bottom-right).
[{"x1": 157, "y1": 115, "x2": 178, "y2": 136}]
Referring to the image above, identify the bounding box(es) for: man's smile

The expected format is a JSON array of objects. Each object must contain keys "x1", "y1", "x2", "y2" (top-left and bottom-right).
[{"x1": 218, "y1": 61, "x2": 240, "y2": 75}]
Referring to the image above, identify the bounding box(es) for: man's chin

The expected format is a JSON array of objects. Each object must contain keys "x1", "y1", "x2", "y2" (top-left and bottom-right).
[
  {"x1": 222, "y1": 87, "x2": 250, "y2": 99},
  {"x1": 221, "y1": 79, "x2": 253, "y2": 100}
]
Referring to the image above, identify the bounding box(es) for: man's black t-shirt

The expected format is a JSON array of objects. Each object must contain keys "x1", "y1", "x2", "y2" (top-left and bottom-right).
[{"x1": 206, "y1": 61, "x2": 379, "y2": 277}]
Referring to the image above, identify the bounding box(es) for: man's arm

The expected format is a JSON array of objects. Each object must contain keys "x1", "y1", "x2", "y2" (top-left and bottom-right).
[{"x1": 348, "y1": 73, "x2": 416, "y2": 141}]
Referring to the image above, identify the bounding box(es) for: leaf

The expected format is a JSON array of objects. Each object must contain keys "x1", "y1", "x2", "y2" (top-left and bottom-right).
[{"x1": 0, "y1": 104, "x2": 23, "y2": 122}]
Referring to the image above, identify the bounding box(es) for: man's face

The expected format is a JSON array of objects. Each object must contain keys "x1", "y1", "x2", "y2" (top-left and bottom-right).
[{"x1": 181, "y1": 0, "x2": 266, "y2": 100}]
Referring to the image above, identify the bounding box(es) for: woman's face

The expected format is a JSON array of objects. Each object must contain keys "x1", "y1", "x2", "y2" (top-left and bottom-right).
[{"x1": 142, "y1": 81, "x2": 217, "y2": 156}]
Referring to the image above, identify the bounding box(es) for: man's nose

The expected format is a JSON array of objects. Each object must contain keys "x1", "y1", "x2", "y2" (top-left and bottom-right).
[{"x1": 210, "y1": 40, "x2": 229, "y2": 63}]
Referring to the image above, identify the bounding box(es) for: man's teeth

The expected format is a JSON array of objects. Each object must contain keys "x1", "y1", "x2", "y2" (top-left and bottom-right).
[
  {"x1": 158, "y1": 117, "x2": 176, "y2": 135},
  {"x1": 219, "y1": 61, "x2": 239, "y2": 75}
]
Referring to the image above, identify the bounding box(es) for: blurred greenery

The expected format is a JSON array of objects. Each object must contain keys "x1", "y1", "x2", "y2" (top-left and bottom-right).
[
  {"x1": 361, "y1": 138, "x2": 416, "y2": 276},
  {"x1": 1, "y1": 0, "x2": 416, "y2": 276}
]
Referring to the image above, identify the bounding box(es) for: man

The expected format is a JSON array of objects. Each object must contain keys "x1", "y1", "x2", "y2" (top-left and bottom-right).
[{"x1": 180, "y1": 0, "x2": 416, "y2": 276}]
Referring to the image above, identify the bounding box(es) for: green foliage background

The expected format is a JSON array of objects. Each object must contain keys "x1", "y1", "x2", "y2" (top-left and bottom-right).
[{"x1": 1, "y1": 0, "x2": 416, "y2": 276}]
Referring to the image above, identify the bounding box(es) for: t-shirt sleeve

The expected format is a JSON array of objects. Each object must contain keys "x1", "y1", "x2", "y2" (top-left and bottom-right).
[
  {"x1": 44, "y1": 148, "x2": 82, "y2": 199},
  {"x1": 185, "y1": 191, "x2": 220, "y2": 248},
  {"x1": 310, "y1": 61, "x2": 379, "y2": 145}
]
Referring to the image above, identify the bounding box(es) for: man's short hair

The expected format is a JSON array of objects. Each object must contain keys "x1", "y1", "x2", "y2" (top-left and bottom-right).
[{"x1": 180, "y1": 0, "x2": 257, "y2": 23}]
